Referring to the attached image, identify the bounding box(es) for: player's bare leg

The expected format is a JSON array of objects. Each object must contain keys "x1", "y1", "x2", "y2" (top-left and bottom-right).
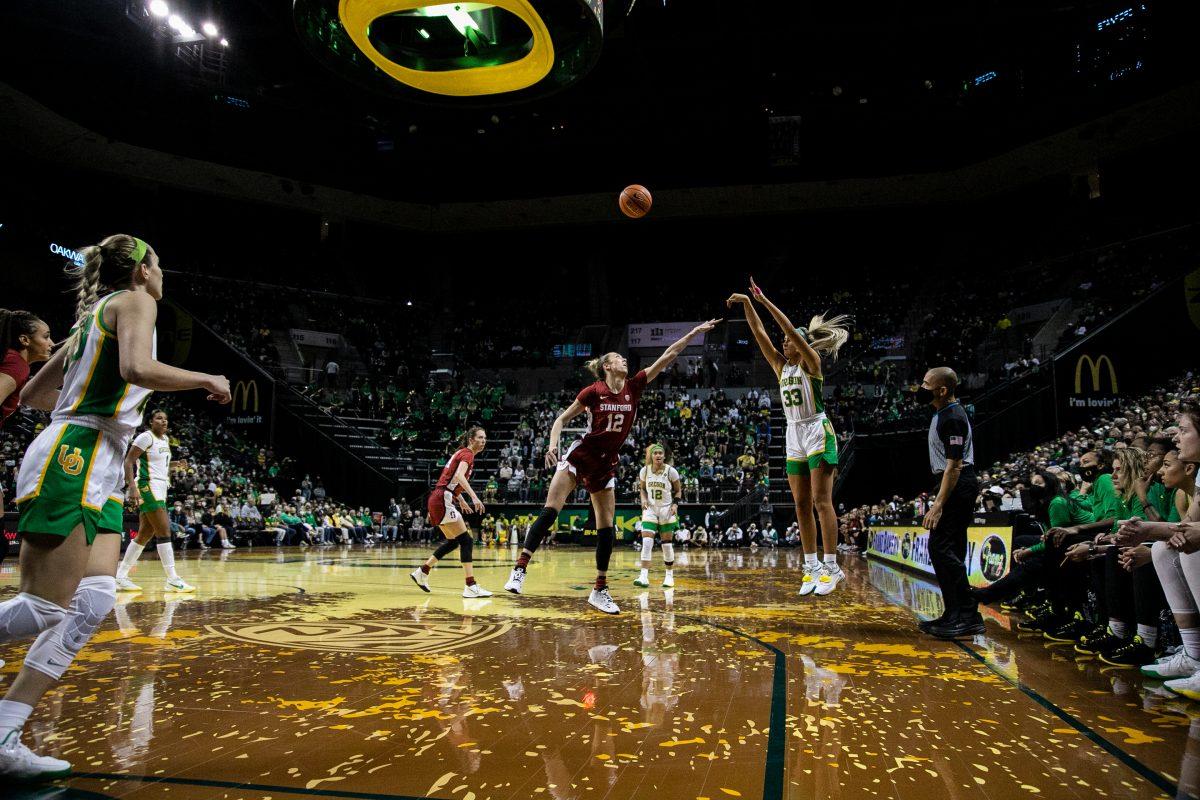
[
  {"x1": 789, "y1": 472, "x2": 821, "y2": 596},
  {"x1": 811, "y1": 465, "x2": 843, "y2": 596}
]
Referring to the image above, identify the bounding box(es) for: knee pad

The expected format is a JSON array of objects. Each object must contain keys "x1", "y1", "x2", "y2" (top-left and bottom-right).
[
  {"x1": 596, "y1": 527, "x2": 615, "y2": 571},
  {"x1": 458, "y1": 533, "x2": 474, "y2": 563},
  {"x1": 24, "y1": 576, "x2": 117, "y2": 680},
  {"x1": 0, "y1": 593, "x2": 68, "y2": 642},
  {"x1": 433, "y1": 536, "x2": 459, "y2": 560},
  {"x1": 662, "y1": 543, "x2": 675, "y2": 564},
  {"x1": 640, "y1": 536, "x2": 654, "y2": 561},
  {"x1": 522, "y1": 507, "x2": 558, "y2": 554}
]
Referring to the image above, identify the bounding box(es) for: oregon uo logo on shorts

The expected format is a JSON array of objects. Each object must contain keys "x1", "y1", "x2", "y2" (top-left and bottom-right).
[{"x1": 56, "y1": 445, "x2": 85, "y2": 476}]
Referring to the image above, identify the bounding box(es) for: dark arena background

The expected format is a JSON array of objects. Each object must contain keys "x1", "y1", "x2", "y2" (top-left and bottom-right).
[{"x1": 4, "y1": 1, "x2": 1200, "y2": 798}]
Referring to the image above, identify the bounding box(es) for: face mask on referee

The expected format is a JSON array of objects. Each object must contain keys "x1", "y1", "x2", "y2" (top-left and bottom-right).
[{"x1": 914, "y1": 386, "x2": 939, "y2": 406}]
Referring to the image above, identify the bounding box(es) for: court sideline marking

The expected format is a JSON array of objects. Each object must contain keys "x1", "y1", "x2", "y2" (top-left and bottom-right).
[
  {"x1": 953, "y1": 639, "x2": 1179, "y2": 797},
  {"x1": 681, "y1": 615, "x2": 787, "y2": 800}
]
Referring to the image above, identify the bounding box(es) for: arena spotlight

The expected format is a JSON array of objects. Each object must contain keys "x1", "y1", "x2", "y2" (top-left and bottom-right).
[
  {"x1": 148, "y1": 0, "x2": 169, "y2": 18},
  {"x1": 293, "y1": 0, "x2": 605, "y2": 104},
  {"x1": 220, "y1": 37, "x2": 229, "y2": 47},
  {"x1": 202, "y1": 21, "x2": 219, "y2": 37},
  {"x1": 167, "y1": 14, "x2": 195, "y2": 36}
]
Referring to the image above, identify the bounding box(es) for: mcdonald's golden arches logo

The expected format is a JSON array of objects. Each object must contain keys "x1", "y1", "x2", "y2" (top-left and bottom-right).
[
  {"x1": 231, "y1": 380, "x2": 260, "y2": 413},
  {"x1": 1074, "y1": 354, "x2": 1118, "y2": 394}
]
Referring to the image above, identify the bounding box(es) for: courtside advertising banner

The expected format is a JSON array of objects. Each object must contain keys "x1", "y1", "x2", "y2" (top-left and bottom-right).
[{"x1": 866, "y1": 522, "x2": 1012, "y2": 587}]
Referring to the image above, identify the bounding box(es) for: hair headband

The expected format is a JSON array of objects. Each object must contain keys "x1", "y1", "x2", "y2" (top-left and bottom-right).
[{"x1": 130, "y1": 237, "x2": 148, "y2": 266}]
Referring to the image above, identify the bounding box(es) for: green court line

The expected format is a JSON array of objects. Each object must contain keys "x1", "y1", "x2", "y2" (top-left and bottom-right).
[{"x1": 680, "y1": 615, "x2": 786, "y2": 800}]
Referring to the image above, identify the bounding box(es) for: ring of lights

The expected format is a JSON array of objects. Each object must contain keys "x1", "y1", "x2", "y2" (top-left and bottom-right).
[
  {"x1": 339, "y1": 0, "x2": 553, "y2": 96},
  {"x1": 294, "y1": 0, "x2": 604, "y2": 103}
]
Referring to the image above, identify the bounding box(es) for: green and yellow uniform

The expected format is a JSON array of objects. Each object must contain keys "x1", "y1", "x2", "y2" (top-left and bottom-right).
[
  {"x1": 15, "y1": 290, "x2": 155, "y2": 542},
  {"x1": 132, "y1": 429, "x2": 171, "y2": 513},
  {"x1": 780, "y1": 362, "x2": 837, "y2": 476}
]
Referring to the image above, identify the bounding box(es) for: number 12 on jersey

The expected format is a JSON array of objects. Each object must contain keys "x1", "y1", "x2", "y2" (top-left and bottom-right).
[{"x1": 605, "y1": 413, "x2": 625, "y2": 433}]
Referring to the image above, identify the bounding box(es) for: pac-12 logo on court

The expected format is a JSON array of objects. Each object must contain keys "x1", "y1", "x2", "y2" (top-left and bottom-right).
[
  {"x1": 207, "y1": 620, "x2": 513, "y2": 654},
  {"x1": 56, "y1": 445, "x2": 85, "y2": 476}
]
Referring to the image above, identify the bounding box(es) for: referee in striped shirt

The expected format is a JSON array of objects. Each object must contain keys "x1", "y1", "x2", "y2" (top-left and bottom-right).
[{"x1": 916, "y1": 367, "x2": 984, "y2": 639}]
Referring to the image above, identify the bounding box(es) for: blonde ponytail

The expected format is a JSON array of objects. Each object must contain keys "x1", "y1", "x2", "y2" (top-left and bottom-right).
[
  {"x1": 806, "y1": 313, "x2": 852, "y2": 360},
  {"x1": 586, "y1": 352, "x2": 619, "y2": 379},
  {"x1": 61, "y1": 234, "x2": 150, "y2": 358},
  {"x1": 62, "y1": 245, "x2": 104, "y2": 358}
]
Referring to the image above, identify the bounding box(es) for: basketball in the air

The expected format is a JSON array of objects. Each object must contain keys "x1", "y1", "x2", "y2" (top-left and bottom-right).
[{"x1": 619, "y1": 184, "x2": 652, "y2": 218}]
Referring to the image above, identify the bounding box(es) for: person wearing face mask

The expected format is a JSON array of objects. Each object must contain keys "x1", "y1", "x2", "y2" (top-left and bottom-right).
[
  {"x1": 970, "y1": 469, "x2": 1069, "y2": 611},
  {"x1": 915, "y1": 367, "x2": 982, "y2": 639}
]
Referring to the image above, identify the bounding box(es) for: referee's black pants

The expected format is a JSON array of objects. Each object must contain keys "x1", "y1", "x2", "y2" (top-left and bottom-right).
[{"x1": 928, "y1": 471, "x2": 979, "y2": 619}]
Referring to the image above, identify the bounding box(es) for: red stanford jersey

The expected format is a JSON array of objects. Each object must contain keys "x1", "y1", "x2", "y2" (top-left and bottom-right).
[
  {"x1": 0, "y1": 349, "x2": 30, "y2": 426},
  {"x1": 435, "y1": 447, "x2": 475, "y2": 497},
  {"x1": 575, "y1": 369, "x2": 648, "y2": 456}
]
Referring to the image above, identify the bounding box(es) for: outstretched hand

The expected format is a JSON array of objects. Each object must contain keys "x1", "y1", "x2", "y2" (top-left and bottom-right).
[
  {"x1": 206, "y1": 374, "x2": 232, "y2": 404},
  {"x1": 749, "y1": 276, "x2": 765, "y2": 301},
  {"x1": 692, "y1": 318, "x2": 722, "y2": 336},
  {"x1": 726, "y1": 293, "x2": 751, "y2": 308}
]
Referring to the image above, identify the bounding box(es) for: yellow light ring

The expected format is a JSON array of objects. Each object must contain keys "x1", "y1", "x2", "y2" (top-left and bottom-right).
[{"x1": 338, "y1": 0, "x2": 555, "y2": 97}]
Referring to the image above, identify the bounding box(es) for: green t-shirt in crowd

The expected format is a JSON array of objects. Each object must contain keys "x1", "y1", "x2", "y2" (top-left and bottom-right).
[
  {"x1": 1146, "y1": 482, "x2": 1174, "y2": 522},
  {"x1": 1168, "y1": 494, "x2": 1184, "y2": 523},
  {"x1": 1068, "y1": 489, "x2": 1094, "y2": 526},
  {"x1": 1090, "y1": 473, "x2": 1146, "y2": 532},
  {"x1": 1048, "y1": 495, "x2": 1072, "y2": 528}
]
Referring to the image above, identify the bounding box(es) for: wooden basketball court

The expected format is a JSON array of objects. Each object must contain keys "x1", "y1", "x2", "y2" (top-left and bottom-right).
[{"x1": 0, "y1": 546, "x2": 1191, "y2": 799}]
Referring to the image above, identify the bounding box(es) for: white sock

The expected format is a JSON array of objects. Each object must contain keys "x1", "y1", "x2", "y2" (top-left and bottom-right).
[
  {"x1": 640, "y1": 537, "x2": 654, "y2": 562},
  {"x1": 1136, "y1": 624, "x2": 1158, "y2": 648},
  {"x1": 823, "y1": 554, "x2": 838, "y2": 569},
  {"x1": 1109, "y1": 619, "x2": 1131, "y2": 640},
  {"x1": 804, "y1": 553, "x2": 819, "y2": 568},
  {"x1": 157, "y1": 542, "x2": 180, "y2": 582},
  {"x1": 639, "y1": 568, "x2": 649, "y2": 581},
  {"x1": 118, "y1": 541, "x2": 146, "y2": 578},
  {"x1": 1181, "y1": 627, "x2": 1200, "y2": 660},
  {"x1": 0, "y1": 700, "x2": 34, "y2": 742}
]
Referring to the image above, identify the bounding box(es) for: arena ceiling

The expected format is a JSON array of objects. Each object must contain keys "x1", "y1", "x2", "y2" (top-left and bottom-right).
[{"x1": 1, "y1": 1, "x2": 1197, "y2": 203}]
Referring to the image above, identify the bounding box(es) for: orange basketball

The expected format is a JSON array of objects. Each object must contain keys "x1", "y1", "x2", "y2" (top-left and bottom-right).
[{"x1": 619, "y1": 184, "x2": 652, "y2": 218}]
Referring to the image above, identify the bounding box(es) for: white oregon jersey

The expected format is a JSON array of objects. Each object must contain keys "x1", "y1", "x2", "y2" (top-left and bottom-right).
[
  {"x1": 640, "y1": 465, "x2": 679, "y2": 507},
  {"x1": 779, "y1": 362, "x2": 825, "y2": 423},
  {"x1": 56, "y1": 290, "x2": 155, "y2": 437},
  {"x1": 133, "y1": 430, "x2": 171, "y2": 489}
]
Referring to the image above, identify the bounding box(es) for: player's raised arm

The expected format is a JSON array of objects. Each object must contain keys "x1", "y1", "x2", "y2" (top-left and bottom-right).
[
  {"x1": 749, "y1": 277, "x2": 821, "y2": 375},
  {"x1": 644, "y1": 319, "x2": 721, "y2": 383},
  {"x1": 727, "y1": 293, "x2": 786, "y2": 379},
  {"x1": 545, "y1": 398, "x2": 587, "y2": 467}
]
